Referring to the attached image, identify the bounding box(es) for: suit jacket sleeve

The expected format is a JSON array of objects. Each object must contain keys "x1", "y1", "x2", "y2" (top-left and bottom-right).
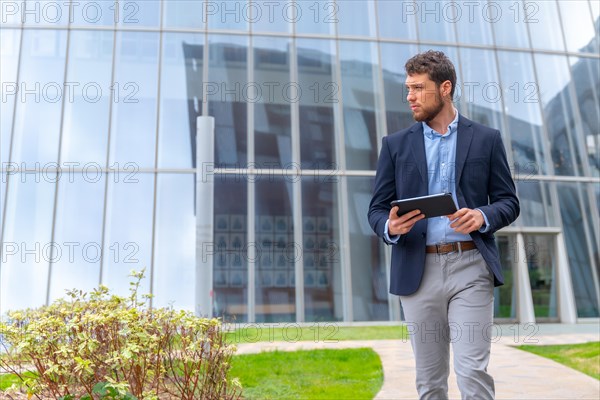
[{"x1": 368, "y1": 136, "x2": 398, "y2": 245}]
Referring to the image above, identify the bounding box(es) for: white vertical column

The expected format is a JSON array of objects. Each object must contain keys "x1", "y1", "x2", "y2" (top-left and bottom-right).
[
  {"x1": 289, "y1": 34, "x2": 304, "y2": 323},
  {"x1": 516, "y1": 233, "x2": 536, "y2": 323},
  {"x1": 331, "y1": 3, "x2": 353, "y2": 322},
  {"x1": 246, "y1": 35, "x2": 255, "y2": 323},
  {"x1": 555, "y1": 233, "x2": 577, "y2": 323},
  {"x1": 196, "y1": 116, "x2": 215, "y2": 317}
]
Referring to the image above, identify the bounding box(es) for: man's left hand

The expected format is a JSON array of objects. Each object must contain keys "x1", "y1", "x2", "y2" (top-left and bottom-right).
[{"x1": 447, "y1": 208, "x2": 484, "y2": 234}]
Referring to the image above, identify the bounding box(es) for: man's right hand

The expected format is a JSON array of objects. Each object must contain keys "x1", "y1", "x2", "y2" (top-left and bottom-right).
[{"x1": 388, "y1": 207, "x2": 425, "y2": 236}]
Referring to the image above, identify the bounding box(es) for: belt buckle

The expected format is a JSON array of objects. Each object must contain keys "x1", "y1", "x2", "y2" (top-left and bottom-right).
[
  {"x1": 436, "y1": 242, "x2": 448, "y2": 254},
  {"x1": 437, "y1": 242, "x2": 457, "y2": 254}
]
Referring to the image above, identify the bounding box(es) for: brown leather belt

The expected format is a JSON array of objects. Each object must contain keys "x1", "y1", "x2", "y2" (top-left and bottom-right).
[{"x1": 425, "y1": 241, "x2": 476, "y2": 254}]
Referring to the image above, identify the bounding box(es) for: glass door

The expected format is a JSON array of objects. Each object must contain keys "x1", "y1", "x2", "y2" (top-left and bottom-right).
[
  {"x1": 496, "y1": 232, "x2": 560, "y2": 323},
  {"x1": 524, "y1": 234, "x2": 559, "y2": 321}
]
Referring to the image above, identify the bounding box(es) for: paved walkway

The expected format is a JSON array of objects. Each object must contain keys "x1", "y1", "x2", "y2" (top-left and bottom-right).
[{"x1": 236, "y1": 323, "x2": 600, "y2": 399}]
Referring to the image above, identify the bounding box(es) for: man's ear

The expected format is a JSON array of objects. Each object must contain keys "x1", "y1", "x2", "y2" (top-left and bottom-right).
[{"x1": 440, "y1": 80, "x2": 452, "y2": 98}]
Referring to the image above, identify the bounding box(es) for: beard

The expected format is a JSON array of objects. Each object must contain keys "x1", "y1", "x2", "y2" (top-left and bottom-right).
[{"x1": 411, "y1": 92, "x2": 445, "y2": 122}]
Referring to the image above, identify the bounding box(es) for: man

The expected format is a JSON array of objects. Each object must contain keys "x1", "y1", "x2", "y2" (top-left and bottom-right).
[{"x1": 368, "y1": 50, "x2": 519, "y2": 399}]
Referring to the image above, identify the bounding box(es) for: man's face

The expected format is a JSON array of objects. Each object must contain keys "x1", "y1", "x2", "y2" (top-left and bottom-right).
[{"x1": 405, "y1": 73, "x2": 444, "y2": 122}]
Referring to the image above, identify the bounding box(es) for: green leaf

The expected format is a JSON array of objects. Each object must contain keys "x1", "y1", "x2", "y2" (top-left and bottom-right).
[{"x1": 92, "y1": 381, "x2": 108, "y2": 395}]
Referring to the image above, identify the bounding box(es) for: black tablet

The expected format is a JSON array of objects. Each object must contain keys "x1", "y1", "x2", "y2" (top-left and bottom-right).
[{"x1": 390, "y1": 193, "x2": 457, "y2": 219}]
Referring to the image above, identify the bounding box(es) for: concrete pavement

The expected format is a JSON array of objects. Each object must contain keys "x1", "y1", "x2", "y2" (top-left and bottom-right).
[{"x1": 235, "y1": 323, "x2": 600, "y2": 399}]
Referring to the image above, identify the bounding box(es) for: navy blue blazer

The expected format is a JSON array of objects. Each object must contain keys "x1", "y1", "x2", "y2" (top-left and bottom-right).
[{"x1": 368, "y1": 115, "x2": 520, "y2": 296}]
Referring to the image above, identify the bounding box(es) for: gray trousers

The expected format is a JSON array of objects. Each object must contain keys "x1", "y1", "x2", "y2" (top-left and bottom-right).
[{"x1": 400, "y1": 249, "x2": 495, "y2": 400}]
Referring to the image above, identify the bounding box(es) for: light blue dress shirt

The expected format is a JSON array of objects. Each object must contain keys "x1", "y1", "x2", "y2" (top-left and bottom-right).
[{"x1": 385, "y1": 110, "x2": 489, "y2": 244}]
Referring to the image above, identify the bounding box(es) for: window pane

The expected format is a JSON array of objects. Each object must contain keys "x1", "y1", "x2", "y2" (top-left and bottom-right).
[
  {"x1": 255, "y1": 177, "x2": 295, "y2": 322},
  {"x1": 534, "y1": 54, "x2": 583, "y2": 176},
  {"x1": 213, "y1": 177, "x2": 248, "y2": 322},
  {"x1": 557, "y1": 182, "x2": 599, "y2": 317},
  {"x1": 581, "y1": 184, "x2": 599, "y2": 277},
  {"x1": 524, "y1": 234, "x2": 558, "y2": 319},
  {"x1": 49, "y1": 173, "x2": 105, "y2": 302},
  {"x1": 337, "y1": 0, "x2": 375, "y2": 37},
  {"x1": 295, "y1": 0, "x2": 335, "y2": 35},
  {"x1": 11, "y1": 29, "x2": 67, "y2": 165},
  {"x1": 380, "y1": 42, "x2": 419, "y2": 134},
  {"x1": 117, "y1": 0, "x2": 160, "y2": 28},
  {"x1": 159, "y1": 32, "x2": 204, "y2": 168},
  {"x1": 594, "y1": 183, "x2": 600, "y2": 312},
  {"x1": 454, "y1": 1, "x2": 493, "y2": 45},
  {"x1": 0, "y1": 173, "x2": 55, "y2": 311},
  {"x1": 208, "y1": 35, "x2": 248, "y2": 168},
  {"x1": 109, "y1": 31, "x2": 159, "y2": 168},
  {"x1": 416, "y1": 0, "x2": 456, "y2": 43},
  {"x1": 570, "y1": 56, "x2": 600, "y2": 177},
  {"x1": 163, "y1": 0, "x2": 205, "y2": 29},
  {"x1": 254, "y1": 36, "x2": 292, "y2": 168},
  {"x1": 23, "y1": 0, "x2": 69, "y2": 26},
  {"x1": 1, "y1": 29, "x2": 20, "y2": 165},
  {"x1": 528, "y1": 1, "x2": 565, "y2": 51},
  {"x1": 297, "y1": 38, "x2": 337, "y2": 169},
  {"x1": 339, "y1": 40, "x2": 379, "y2": 170},
  {"x1": 458, "y1": 48, "x2": 503, "y2": 133},
  {"x1": 251, "y1": 0, "x2": 290, "y2": 33},
  {"x1": 207, "y1": 0, "x2": 249, "y2": 31},
  {"x1": 558, "y1": 0, "x2": 598, "y2": 53},
  {"x1": 153, "y1": 174, "x2": 195, "y2": 310},
  {"x1": 0, "y1": 172, "x2": 5, "y2": 228},
  {"x1": 592, "y1": 0, "x2": 600, "y2": 21},
  {"x1": 102, "y1": 173, "x2": 154, "y2": 297},
  {"x1": 377, "y1": 0, "x2": 417, "y2": 40},
  {"x1": 302, "y1": 178, "x2": 342, "y2": 322},
  {"x1": 516, "y1": 180, "x2": 556, "y2": 227},
  {"x1": 491, "y1": 1, "x2": 531, "y2": 48},
  {"x1": 348, "y1": 177, "x2": 388, "y2": 321},
  {"x1": 2, "y1": 1, "x2": 21, "y2": 24},
  {"x1": 71, "y1": 0, "x2": 118, "y2": 26},
  {"x1": 495, "y1": 236, "x2": 516, "y2": 319},
  {"x1": 496, "y1": 51, "x2": 548, "y2": 175},
  {"x1": 60, "y1": 30, "x2": 113, "y2": 165}
]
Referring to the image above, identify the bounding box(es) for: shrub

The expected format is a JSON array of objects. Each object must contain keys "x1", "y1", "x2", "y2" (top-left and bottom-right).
[{"x1": 0, "y1": 270, "x2": 241, "y2": 400}]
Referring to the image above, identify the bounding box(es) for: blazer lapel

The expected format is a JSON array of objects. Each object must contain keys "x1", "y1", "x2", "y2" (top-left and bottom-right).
[
  {"x1": 408, "y1": 123, "x2": 427, "y2": 185},
  {"x1": 455, "y1": 115, "x2": 474, "y2": 186}
]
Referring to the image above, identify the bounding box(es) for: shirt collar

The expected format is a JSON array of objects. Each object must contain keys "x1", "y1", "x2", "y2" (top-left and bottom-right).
[{"x1": 422, "y1": 108, "x2": 459, "y2": 139}]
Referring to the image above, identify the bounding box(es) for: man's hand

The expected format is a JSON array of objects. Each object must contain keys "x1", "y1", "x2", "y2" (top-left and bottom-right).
[
  {"x1": 388, "y1": 207, "x2": 425, "y2": 236},
  {"x1": 447, "y1": 208, "x2": 484, "y2": 234}
]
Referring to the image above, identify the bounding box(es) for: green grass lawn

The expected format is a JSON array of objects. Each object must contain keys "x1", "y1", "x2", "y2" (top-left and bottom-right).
[
  {"x1": 0, "y1": 325, "x2": 395, "y2": 397},
  {"x1": 225, "y1": 324, "x2": 407, "y2": 344},
  {"x1": 0, "y1": 374, "x2": 19, "y2": 391},
  {"x1": 0, "y1": 371, "x2": 37, "y2": 391},
  {"x1": 1, "y1": 349, "x2": 384, "y2": 398},
  {"x1": 4, "y1": 336, "x2": 598, "y2": 398},
  {"x1": 229, "y1": 348, "x2": 383, "y2": 400},
  {"x1": 517, "y1": 341, "x2": 600, "y2": 380}
]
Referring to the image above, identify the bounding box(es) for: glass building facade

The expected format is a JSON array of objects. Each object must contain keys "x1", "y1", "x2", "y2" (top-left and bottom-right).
[{"x1": 0, "y1": 0, "x2": 598, "y2": 323}]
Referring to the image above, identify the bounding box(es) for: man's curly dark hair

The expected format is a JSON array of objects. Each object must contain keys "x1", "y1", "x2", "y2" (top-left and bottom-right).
[{"x1": 405, "y1": 50, "x2": 457, "y2": 98}]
